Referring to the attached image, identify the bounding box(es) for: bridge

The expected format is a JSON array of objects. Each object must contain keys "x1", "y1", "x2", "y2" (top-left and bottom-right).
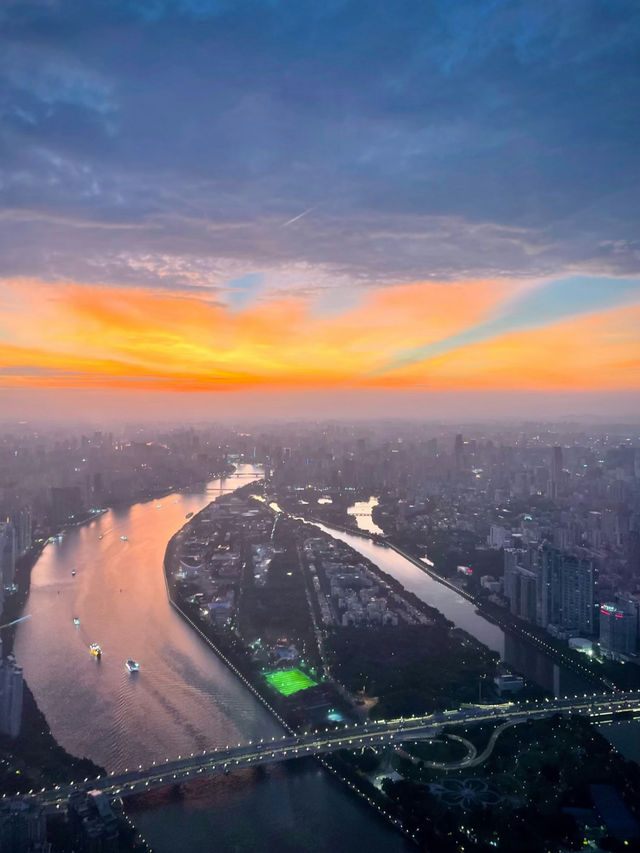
[{"x1": 17, "y1": 691, "x2": 640, "y2": 812}]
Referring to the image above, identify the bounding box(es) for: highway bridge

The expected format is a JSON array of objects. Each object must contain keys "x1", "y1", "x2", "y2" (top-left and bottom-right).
[{"x1": 17, "y1": 691, "x2": 640, "y2": 812}]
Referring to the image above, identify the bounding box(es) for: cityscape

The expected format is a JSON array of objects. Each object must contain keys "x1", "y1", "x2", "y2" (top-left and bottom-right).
[
  {"x1": 1, "y1": 1, "x2": 640, "y2": 852},
  {"x1": 0, "y1": 422, "x2": 640, "y2": 851}
]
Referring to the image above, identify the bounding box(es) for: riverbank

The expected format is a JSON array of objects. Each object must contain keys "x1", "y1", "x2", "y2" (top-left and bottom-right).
[
  {"x1": 383, "y1": 542, "x2": 621, "y2": 693},
  {"x1": 13, "y1": 466, "x2": 411, "y2": 853},
  {"x1": 162, "y1": 494, "x2": 416, "y2": 841},
  {"x1": 161, "y1": 488, "x2": 504, "y2": 845},
  {"x1": 2, "y1": 466, "x2": 234, "y2": 655},
  {"x1": 1, "y1": 467, "x2": 233, "y2": 849},
  {"x1": 285, "y1": 503, "x2": 618, "y2": 694},
  {"x1": 162, "y1": 504, "x2": 348, "y2": 734},
  {"x1": 0, "y1": 680, "x2": 105, "y2": 796}
]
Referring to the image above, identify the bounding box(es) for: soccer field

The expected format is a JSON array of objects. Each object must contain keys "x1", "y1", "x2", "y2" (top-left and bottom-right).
[{"x1": 264, "y1": 668, "x2": 317, "y2": 696}]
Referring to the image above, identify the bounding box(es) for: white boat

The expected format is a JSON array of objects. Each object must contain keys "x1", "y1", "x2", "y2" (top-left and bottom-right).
[
  {"x1": 120, "y1": 535, "x2": 128, "y2": 541},
  {"x1": 125, "y1": 659, "x2": 140, "y2": 673}
]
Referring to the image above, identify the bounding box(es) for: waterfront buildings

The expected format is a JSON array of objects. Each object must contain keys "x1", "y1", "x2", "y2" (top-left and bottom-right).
[
  {"x1": 6, "y1": 509, "x2": 32, "y2": 558},
  {"x1": 599, "y1": 601, "x2": 639, "y2": 659},
  {"x1": 67, "y1": 789, "x2": 125, "y2": 852},
  {"x1": 0, "y1": 797, "x2": 50, "y2": 853},
  {"x1": 538, "y1": 545, "x2": 596, "y2": 637},
  {"x1": 0, "y1": 521, "x2": 16, "y2": 591},
  {"x1": 0, "y1": 640, "x2": 24, "y2": 738},
  {"x1": 504, "y1": 543, "x2": 597, "y2": 637}
]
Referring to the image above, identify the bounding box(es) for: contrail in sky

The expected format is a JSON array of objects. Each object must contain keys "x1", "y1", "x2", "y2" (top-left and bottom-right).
[
  {"x1": 282, "y1": 206, "x2": 315, "y2": 227},
  {"x1": 0, "y1": 614, "x2": 31, "y2": 630}
]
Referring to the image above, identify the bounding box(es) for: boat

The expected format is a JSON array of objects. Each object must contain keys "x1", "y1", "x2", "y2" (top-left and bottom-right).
[
  {"x1": 73, "y1": 617, "x2": 80, "y2": 626},
  {"x1": 89, "y1": 643, "x2": 102, "y2": 658},
  {"x1": 185, "y1": 512, "x2": 194, "y2": 519},
  {"x1": 120, "y1": 535, "x2": 127, "y2": 541},
  {"x1": 98, "y1": 535, "x2": 103, "y2": 540},
  {"x1": 71, "y1": 570, "x2": 76, "y2": 576},
  {"x1": 125, "y1": 659, "x2": 140, "y2": 673},
  {"x1": 156, "y1": 504, "x2": 162, "y2": 509}
]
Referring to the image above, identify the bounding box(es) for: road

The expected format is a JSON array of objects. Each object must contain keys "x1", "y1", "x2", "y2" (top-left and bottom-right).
[{"x1": 21, "y1": 690, "x2": 640, "y2": 812}]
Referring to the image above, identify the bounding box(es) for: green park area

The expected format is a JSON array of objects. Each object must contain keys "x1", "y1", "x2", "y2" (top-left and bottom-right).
[{"x1": 264, "y1": 668, "x2": 317, "y2": 696}]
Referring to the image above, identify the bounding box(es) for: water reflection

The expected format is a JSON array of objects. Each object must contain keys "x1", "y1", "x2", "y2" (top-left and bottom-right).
[
  {"x1": 308, "y1": 518, "x2": 594, "y2": 697},
  {"x1": 15, "y1": 466, "x2": 282, "y2": 771},
  {"x1": 347, "y1": 497, "x2": 384, "y2": 536},
  {"x1": 14, "y1": 466, "x2": 409, "y2": 853}
]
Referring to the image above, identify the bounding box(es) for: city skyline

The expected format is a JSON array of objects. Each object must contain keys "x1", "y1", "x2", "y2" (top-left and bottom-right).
[
  {"x1": 1, "y1": 1, "x2": 639, "y2": 417},
  {"x1": 2, "y1": 418, "x2": 640, "y2": 849}
]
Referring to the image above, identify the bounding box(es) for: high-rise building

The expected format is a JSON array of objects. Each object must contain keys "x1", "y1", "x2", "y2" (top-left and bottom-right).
[
  {"x1": 503, "y1": 547, "x2": 520, "y2": 604},
  {"x1": 551, "y1": 445, "x2": 563, "y2": 480},
  {"x1": 537, "y1": 545, "x2": 595, "y2": 636},
  {"x1": 454, "y1": 433, "x2": 464, "y2": 471},
  {"x1": 6, "y1": 508, "x2": 32, "y2": 557},
  {"x1": 504, "y1": 548, "x2": 538, "y2": 623},
  {"x1": 0, "y1": 641, "x2": 23, "y2": 738},
  {"x1": 547, "y1": 445, "x2": 564, "y2": 499},
  {"x1": 488, "y1": 524, "x2": 511, "y2": 549},
  {"x1": 0, "y1": 522, "x2": 16, "y2": 589},
  {"x1": 50, "y1": 486, "x2": 83, "y2": 526},
  {"x1": 599, "y1": 601, "x2": 638, "y2": 658}
]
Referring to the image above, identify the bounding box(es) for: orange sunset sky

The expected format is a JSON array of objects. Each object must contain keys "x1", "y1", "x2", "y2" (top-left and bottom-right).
[{"x1": 1, "y1": 273, "x2": 639, "y2": 420}]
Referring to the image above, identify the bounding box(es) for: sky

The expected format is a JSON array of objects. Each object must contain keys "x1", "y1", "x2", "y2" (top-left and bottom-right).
[{"x1": 1, "y1": 0, "x2": 639, "y2": 420}]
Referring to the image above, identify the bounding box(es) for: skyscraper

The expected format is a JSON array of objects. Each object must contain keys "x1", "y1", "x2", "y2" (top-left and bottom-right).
[
  {"x1": 547, "y1": 445, "x2": 564, "y2": 499},
  {"x1": 0, "y1": 522, "x2": 16, "y2": 589},
  {"x1": 5, "y1": 508, "x2": 31, "y2": 557},
  {"x1": 599, "y1": 602, "x2": 638, "y2": 658},
  {"x1": 537, "y1": 545, "x2": 595, "y2": 636},
  {"x1": 0, "y1": 641, "x2": 23, "y2": 738},
  {"x1": 454, "y1": 433, "x2": 464, "y2": 471}
]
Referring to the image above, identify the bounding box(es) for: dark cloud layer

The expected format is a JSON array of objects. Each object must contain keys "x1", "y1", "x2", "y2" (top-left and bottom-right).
[{"x1": 1, "y1": 0, "x2": 639, "y2": 288}]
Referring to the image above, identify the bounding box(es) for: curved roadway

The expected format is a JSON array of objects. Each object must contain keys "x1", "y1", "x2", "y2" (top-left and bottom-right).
[{"x1": 19, "y1": 690, "x2": 640, "y2": 811}]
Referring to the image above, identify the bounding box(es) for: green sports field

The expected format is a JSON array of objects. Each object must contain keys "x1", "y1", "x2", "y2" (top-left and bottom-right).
[{"x1": 264, "y1": 668, "x2": 317, "y2": 696}]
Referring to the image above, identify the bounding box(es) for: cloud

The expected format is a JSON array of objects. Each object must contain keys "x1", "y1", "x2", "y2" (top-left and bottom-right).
[{"x1": 0, "y1": 0, "x2": 638, "y2": 291}]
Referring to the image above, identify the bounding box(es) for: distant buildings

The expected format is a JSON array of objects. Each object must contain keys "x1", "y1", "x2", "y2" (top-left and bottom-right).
[
  {"x1": 0, "y1": 521, "x2": 16, "y2": 591},
  {"x1": 503, "y1": 543, "x2": 597, "y2": 639},
  {"x1": 488, "y1": 524, "x2": 511, "y2": 549},
  {"x1": 547, "y1": 445, "x2": 563, "y2": 499},
  {"x1": 538, "y1": 545, "x2": 596, "y2": 637},
  {"x1": 9, "y1": 508, "x2": 32, "y2": 557},
  {"x1": 0, "y1": 640, "x2": 23, "y2": 738},
  {"x1": 454, "y1": 433, "x2": 464, "y2": 471},
  {"x1": 50, "y1": 485, "x2": 84, "y2": 526},
  {"x1": 599, "y1": 601, "x2": 639, "y2": 659}
]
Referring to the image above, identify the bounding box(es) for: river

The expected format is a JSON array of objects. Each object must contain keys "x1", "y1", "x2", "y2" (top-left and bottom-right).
[
  {"x1": 14, "y1": 467, "x2": 408, "y2": 853},
  {"x1": 313, "y1": 499, "x2": 593, "y2": 697},
  {"x1": 331, "y1": 497, "x2": 640, "y2": 762}
]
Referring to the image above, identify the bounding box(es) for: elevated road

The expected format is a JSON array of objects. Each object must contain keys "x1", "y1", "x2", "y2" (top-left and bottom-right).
[{"x1": 17, "y1": 691, "x2": 640, "y2": 811}]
